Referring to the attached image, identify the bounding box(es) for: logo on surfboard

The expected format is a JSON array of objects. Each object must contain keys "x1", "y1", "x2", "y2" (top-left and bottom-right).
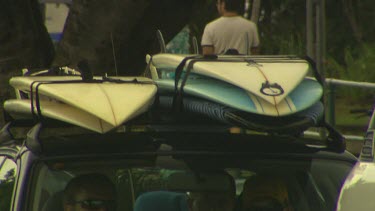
[{"x1": 260, "y1": 81, "x2": 284, "y2": 96}]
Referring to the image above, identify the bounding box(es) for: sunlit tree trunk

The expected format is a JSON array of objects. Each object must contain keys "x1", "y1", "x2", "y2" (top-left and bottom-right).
[
  {"x1": 251, "y1": 0, "x2": 261, "y2": 23},
  {"x1": 244, "y1": 0, "x2": 250, "y2": 18}
]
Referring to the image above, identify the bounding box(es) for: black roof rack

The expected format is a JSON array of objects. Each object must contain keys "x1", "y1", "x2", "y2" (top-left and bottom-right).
[{"x1": 0, "y1": 105, "x2": 346, "y2": 154}]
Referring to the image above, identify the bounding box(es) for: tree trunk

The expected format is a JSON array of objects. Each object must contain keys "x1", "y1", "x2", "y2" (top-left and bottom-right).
[
  {"x1": 0, "y1": 0, "x2": 54, "y2": 72},
  {"x1": 341, "y1": 0, "x2": 363, "y2": 43},
  {"x1": 251, "y1": 0, "x2": 261, "y2": 23},
  {"x1": 53, "y1": 0, "x2": 199, "y2": 76}
]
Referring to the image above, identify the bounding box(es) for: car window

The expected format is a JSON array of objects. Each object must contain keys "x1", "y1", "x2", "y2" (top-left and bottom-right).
[
  {"x1": 29, "y1": 155, "x2": 353, "y2": 211},
  {"x1": 0, "y1": 157, "x2": 17, "y2": 211}
]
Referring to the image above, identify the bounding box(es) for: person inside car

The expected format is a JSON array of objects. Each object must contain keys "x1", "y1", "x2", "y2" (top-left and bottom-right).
[
  {"x1": 62, "y1": 173, "x2": 117, "y2": 211},
  {"x1": 240, "y1": 174, "x2": 293, "y2": 211},
  {"x1": 187, "y1": 172, "x2": 236, "y2": 211},
  {"x1": 188, "y1": 190, "x2": 235, "y2": 211}
]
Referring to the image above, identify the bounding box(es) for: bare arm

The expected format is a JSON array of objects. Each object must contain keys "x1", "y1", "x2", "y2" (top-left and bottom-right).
[
  {"x1": 251, "y1": 46, "x2": 259, "y2": 55},
  {"x1": 202, "y1": 46, "x2": 215, "y2": 55}
]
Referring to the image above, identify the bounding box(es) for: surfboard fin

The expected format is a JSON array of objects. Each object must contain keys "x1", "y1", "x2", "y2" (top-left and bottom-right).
[{"x1": 156, "y1": 29, "x2": 166, "y2": 53}]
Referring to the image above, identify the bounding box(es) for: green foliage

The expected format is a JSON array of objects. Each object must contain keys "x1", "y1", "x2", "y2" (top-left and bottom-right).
[
  {"x1": 256, "y1": 0, "x2": 375, "y2": 103},
  {"x1": 344, "y1": 44, "x2": 375, "y2": 101},
  {"x1": 343, "y1": 44, "x2": 375, "y2": 81},
  {"x1": 326, "y1": 56, "x2": 346, "y2": 78},
  {"x1": 326, "y1": 43, "x2": 375, "y2": 102},
  {"x1": 131, "y1": 169, "x2": 166, "y2": 196},
  {"x1": 261, "y1": 31, "x2": 305, "y2": 55},
  {"x1": 166, "y1": 26, "x2": 191, "y2": 54},
  {"x1": 255, "y1": 0, "x2": 306, "y2": 55}
]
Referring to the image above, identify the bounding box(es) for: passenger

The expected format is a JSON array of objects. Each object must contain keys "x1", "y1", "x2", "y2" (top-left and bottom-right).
[
  {"x1": 201, "y1": 0, "x2": 260, "y2": 55},
  {"x1": 240, "y1": 175, "x2": 293, "y2": 211},
  {"x1": 62, "y1": 173, "x2": 116, "y2": 211},
  {"x1": 187, "y1": 172, "x2": 236, "y2": 211}
]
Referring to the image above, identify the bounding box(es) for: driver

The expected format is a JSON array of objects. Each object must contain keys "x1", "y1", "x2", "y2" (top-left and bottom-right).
[
  {"x1": 241, "y1": 174, "x2": 293, "y2": 211},
  {"x1": 187, "y1": 171, "x2": 236, "y2": 211},
  {"x1": 62, "y1": 173, "x2": 117, "y2": 211}
]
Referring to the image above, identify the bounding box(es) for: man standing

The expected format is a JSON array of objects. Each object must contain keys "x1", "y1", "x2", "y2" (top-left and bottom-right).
[{"x1": 201, "y1": 0, "x2": 260, "y2": 55}]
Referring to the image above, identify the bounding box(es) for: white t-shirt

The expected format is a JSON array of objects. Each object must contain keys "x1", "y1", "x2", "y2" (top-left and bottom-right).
[{"x1": 201, "y1": 16, "x2": 260, "y2": 55}]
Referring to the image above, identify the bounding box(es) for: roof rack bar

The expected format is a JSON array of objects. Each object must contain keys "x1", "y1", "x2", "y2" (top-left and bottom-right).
[
  {"x1": 25, "y1": 123, "x2": 43, "y2": 154},
  {"x1": 324, "y1": 123, "x2": 346, "y2": 152}
]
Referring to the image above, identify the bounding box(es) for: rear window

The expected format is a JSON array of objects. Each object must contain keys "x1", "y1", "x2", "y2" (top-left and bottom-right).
[{"x1": 28, "y1": 154, "x2": 353, "y2": 211}]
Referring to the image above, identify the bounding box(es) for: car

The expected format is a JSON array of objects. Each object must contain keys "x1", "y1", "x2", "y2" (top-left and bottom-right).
[
  {"x1": 0, "y1": 111, "x2": 358, "y2": 211},
  {"x1": 0, "y1": 62, "x2": 358, "y2": 211},
  {"x1": 336, "y1": 107, "x2": 374, "y2": 211}
]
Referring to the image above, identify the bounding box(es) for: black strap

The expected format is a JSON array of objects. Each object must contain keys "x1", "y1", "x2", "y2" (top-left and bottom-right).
[
  {"x1": 302, "y1": 55, "x2": 327, "y2": 124},
  {"x1": 173, "y1": 55, "x2": 202, "y2": 92},
  {"x1": 172, "y1": 55, "x2": 202, "y2": 111},
  {"x1": 301, "y1": 56, "x2": 346, "y2": 151},
  {"x1": 172, "y1": 55, "x2": 219, "y2": 111},
  {"x1": 35, "y1": 83, "x2": 45, "y2": 119},
  {"x1": 303, "y1": 56, "x2": 325, "y2": 86}
]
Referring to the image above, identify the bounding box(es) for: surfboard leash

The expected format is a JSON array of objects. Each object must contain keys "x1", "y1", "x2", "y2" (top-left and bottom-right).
[{"x1": 245, "y1": 59, "x2": 283, "y2": 116}]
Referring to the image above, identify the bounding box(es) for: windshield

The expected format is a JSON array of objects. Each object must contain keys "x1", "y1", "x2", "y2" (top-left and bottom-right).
[{"x1": 29, "y1": 154, "x2": 353, "y2": 211}]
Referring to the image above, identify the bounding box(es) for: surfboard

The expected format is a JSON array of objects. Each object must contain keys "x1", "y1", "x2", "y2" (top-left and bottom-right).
[
  {"x1": 157, "y1": 95, "x2": 323, "y2": 134},
  {"x1": 8, "y1": 76, "x2": 157, "y2": 128},
  {"x1": 155, "y1": 74, "x2": 322, "y2": 117},
  {"x1": 4, "y1": 99, "x2": 115, "y2": 133},
  {"x1": 150, "y1": 53, "x2": 311, "y2": 105}
]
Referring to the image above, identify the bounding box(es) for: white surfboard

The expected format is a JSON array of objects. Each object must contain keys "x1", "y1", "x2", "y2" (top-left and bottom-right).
[
  {"x1": 9, "y1": 76, "x2": 157, "y2": 128},
  {"x1": 150, "y1": 53, "x2": 310, "y2": 105},
  {"x1": 4, "y1": 99, "x2": 115, "y2": 133}
]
